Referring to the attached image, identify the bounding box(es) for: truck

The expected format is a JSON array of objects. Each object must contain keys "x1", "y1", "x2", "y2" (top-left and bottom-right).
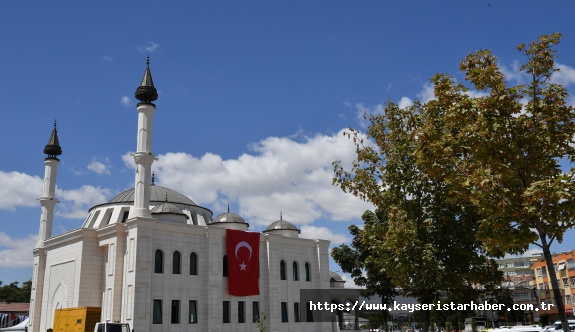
[
  {"x1": 93, "y1": 322, "x2": 131, "y2": 332},
  {"x1": 53, "y1": 307, "x2": 102, "y2": 332},
  {"x1": 52, "y1": 307, "x2": 131, "y2": 332}
]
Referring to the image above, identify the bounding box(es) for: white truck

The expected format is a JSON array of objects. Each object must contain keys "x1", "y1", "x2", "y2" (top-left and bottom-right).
[{"x1": 94, "y1": 322, "x2": 131, "y2": 332}]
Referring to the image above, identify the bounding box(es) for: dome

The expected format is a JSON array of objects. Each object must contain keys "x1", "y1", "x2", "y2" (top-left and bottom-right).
[
  {"x1": 209, "y1": 204, "x2": 249, "y2": 230},
  {"x1": 108, "y1": 185, "x2": 196, "y2": 205},
  {"x1": 150, "y1": 202, "x2": 186, "y2": 215},
  {"x1": 329, "y1": 271, "x2": 344, "y2": 282},
  {"x1": 263, "y1": 218, "x2": 300, "y2": 234},
  {"x1": 211, "y1": 212, "x2": 247, "y2": 224}
]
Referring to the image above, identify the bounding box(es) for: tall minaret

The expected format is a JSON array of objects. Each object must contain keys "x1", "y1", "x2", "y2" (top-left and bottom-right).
[
  {"x1": 128, "y1": 57, "x2": 158, "y2": 219},
  {"x1": 30, "y1": 122, "x2": 62, "y2": 332},
  {"x1": 36, "y1": 121, "x2": 62, "y2": 248}
]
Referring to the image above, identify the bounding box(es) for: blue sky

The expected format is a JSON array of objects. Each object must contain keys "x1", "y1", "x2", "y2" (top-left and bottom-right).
[{"x1": 1, "y1": 1, "x2": 575, "y2": 285}]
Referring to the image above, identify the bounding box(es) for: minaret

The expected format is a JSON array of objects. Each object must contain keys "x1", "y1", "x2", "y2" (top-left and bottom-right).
[
  {"x1": 36, "y1": 121, "x2": 62, "y2": 248},
  {"x1": 128, "y1": 57, "x2": 158, "y2": 219}
]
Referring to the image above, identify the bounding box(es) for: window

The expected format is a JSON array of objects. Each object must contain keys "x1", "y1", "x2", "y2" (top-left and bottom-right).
[
  {"x1": 171, "y1": 300, "x2": 180, "y2": 324},
  {"x1": 153, "y1": 300, "x2": 162, "y2": 324},
  {"x1": 537, "y1": 268, "x2": 542, "y2": 277},
  {"x1": 294, "y1": 302, "x2": 300, "y2": 322},
  {"x1": 554, "y1": 264, "x2": 558, "y2": 272},
  {"x1": 305, "y1": 262, "x2": 311, "y2": 281},
  {"x1": 189, "y1": 252, "x2": 197, "y2": 275},
  {"x1": 542, "y1": 266, "x2": 547, "y2": 276},
  {"x1": 306, "y1": 302, "x2": 314, "y2": 322},
  {"x1": 188, "y1": 300, "x2": 197, "y2": 324},
  {"x1": 154, "y1": 250, "x2": 163, "y2": 273},
  {"x1": 281, "y1": 302, "x2": 288, "y2": 322},
  {"x1": 223, "y1": 301, "x2": 230, "y2": 323},
  {"x1": 293, "y1": 262, "x2": 299, "y2": 281},
  {"x1": 121, "y1": 211, "x2": 129, "y2": 223},
  {"x1": 566, "y1": 295, "x2": 572, "y2": 305},
  {"x1": 280, "y1": 260, "x2": 286, "y2": 280},
  {"x1": 223, "y1": 255, "x2": 228, "y2": 277},
  {"x1": 252, "y1": 301, "x2": 260, "y2": 323},
  {"x1": 570, "y1": 277, "x2": 575, "y2": 288},
  {"x1": 173, "y1": 251, "x2": 181, "y2": 274},
  {"x1": 568, "y1": 258, "x2": 574, "y2": 269},
  {"x1": 563, "y1": 278, "x2": 569, "y2": 288},
  {"x1": 238, "y1": 301, "x2": 245, "y2": 323}
]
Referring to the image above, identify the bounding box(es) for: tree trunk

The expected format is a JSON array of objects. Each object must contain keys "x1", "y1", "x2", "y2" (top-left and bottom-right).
[{"x1": 540, "y1": 235, "x2": 569, "y2": 332}]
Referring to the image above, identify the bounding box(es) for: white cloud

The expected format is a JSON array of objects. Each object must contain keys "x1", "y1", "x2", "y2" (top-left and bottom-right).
[
  {"x1": 0, "y1": 171, "x2": 42, "y2": 210},
  {"x1": 398, "y1": 97, "x2": 413, "y2": 108},
  {"x1": 500, "y1": 60, "x2": 527, "y2": 84},
  {"x1": 552, "y1": 63, "x2": 575, "y2": 86},
  {"x1": 355, "y1": 103, "x2": 385, "y2": 128},
  {"x1": 120, "y1": 96, "x2": 133, "y2": 107},
  {"x1": 100, "y1": 55, "x2": 113, "y2": 63},
  {"x1": 0, "y1": 171, "x2": 111, "y2": 219},
  {"x1": 0, "y1": 232, "x2": 37, "y2": 268},
  {"x1": 138, "y1": 42, "x2": 159, "y2": 53},
  {"x1": 417, "y1": 82, "x2": 435, "y2": 103},
  {"x1": 87, "y1": 158, "x2": 111, "y2": 175},
  {"x1": 123, "y1": 129, "x2": 373, "y2": 227},
  {"x1": 57, "y1": 185, "x2": 112, "y2": 219},
  {"x1": 300, "y1": 225, "x2": 349, "y2": 245}
]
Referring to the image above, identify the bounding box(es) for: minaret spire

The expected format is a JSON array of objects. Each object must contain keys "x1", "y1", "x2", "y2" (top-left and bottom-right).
[
  {"x1": 128, "y1": 58, "x2": 158, "y2": 220},
  {"x1": 36, "y1": 121, "x2": 62, "y2": 248}
]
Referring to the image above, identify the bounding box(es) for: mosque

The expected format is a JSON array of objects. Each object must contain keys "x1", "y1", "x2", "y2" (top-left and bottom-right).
[{"x1": 27, "y1": 60, "x2": 353, "y2": 332}]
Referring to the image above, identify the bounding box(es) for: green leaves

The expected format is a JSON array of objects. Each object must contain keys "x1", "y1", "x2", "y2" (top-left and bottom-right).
[{"x1": 332, "y1": 33, "x2": 575, "y2": 331}]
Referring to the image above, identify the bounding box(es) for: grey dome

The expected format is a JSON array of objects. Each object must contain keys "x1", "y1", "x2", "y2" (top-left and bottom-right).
[
  {"x1": 151, "y1": 202, "x2": 186, "y2": 216},
  {"x1": 330, "y1": 271, "x2": 344, "y2": 282},
  {"x1": 263, "y1": 218, "x2": 300, "y2": 234},
  {"x1": 211, "y1": 212, "x2": 247, "y2": 224},
  {"x1": 210, "y1": 205, "x2": 249, "y2": 226},
  {"x1": 109, "y1": 185, "x2": 196, "y2": 205}
]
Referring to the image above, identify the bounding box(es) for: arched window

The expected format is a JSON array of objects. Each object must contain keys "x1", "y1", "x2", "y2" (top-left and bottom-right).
[
  {"x1": 154, "y1": 249, "x2": 163, "y2": 273},
  {"x1": 305, "y1": 262, "x2": 311, "y2": 281},
  {"x1": 223, "y1": 255, "x2": 228, "y2": 277},
  {"x1": 189, "y1": 252, "x2": 197, "y2": 275},
  {"x1": 173, "y1": 251, "x2": 181, "y2": 274},
  {"x1": 280, "y1": 260, "x2": 286, "y2": 280},
  {"x1": 293, "y1": 261, "x2": 299, "y2": 281}
]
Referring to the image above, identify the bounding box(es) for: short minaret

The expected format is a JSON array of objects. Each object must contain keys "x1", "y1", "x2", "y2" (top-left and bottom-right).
[
  {"x1": 128, "y1": 57, "x2": 158, "y2": 219},
  {"x1": 36, "y1": 121, "x2": 62, "y2": 248}
]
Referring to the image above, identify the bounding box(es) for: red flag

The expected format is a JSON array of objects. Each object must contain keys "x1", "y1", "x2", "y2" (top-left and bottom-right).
[{"x1": 227, "y1": 229, "x2": 260, "y2": 296}]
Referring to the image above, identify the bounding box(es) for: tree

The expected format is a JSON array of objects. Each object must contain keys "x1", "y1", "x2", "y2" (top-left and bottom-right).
[
  {"x1": 256, "y1": 312, "x2": 267, "y2": 332},
  {"x1": 0, "y1": 280, "x2": 32, "y2": 303},
  {"x1": 333, "y1": 100, "x2": 502, "y2": 332},
  {"x1": 417, "y1": 33, "x2": 575, "y2": 332},
  {"x1": 331, "y1": 211, "x2": 397, "y2": 331}
]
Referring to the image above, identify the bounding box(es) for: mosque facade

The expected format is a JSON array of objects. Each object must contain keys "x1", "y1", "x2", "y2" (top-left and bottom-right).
[{"x1": 27, "y1": 60, "x2": 339, "y2": 332}]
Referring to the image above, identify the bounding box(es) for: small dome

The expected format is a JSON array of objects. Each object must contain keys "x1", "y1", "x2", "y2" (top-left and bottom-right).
[
  {"x1": 151, "y1": 202, "x2": 186, "y2": 215},
  {"x1": 330, "y1": 271, "x2": 344, "y2": 282},
  {"x1": 263, "y1": 213, "x2": 300, "y2": 235},
  {"x1": 264, "y1": 219, "x2": 300, "y2": 233},
  {"x1": 210, "y1": 204, "x2": 249, "y2": 230},
  {"x1": 212, "y1": 212, "x2": 246, "y2": 224}
]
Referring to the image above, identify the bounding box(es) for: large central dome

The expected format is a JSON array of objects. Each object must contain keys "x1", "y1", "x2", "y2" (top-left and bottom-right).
[{"x1": 108, "y1": 185, "x2": 196, "y2": 205}]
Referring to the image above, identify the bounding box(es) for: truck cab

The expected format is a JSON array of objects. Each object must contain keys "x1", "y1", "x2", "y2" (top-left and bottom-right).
[{"x1": 93, "y1": 322, "x2": 131, "y2": 332}]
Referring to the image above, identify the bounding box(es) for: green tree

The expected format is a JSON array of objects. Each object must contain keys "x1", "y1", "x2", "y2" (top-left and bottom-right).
[
  {"x1": 0, "y1": 280, "x2": 32, "y2": 303},
  {"x1": 417, "y1": 33, "x2": 574, "y2": 332},
  {"x1": 256, "y1": 312, "x2": 267, "y2": 332},
  {"x1": 333, "y1": 100, "x2": 502, "y2": 332},
  {"x1": 331, "y1": 211, "x2": 397, "y2": 331}
]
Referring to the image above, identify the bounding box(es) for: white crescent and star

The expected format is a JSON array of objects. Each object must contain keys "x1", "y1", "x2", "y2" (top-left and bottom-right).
[{"x1": 235, "y1": 241, "x2": 252, "y2": 271}]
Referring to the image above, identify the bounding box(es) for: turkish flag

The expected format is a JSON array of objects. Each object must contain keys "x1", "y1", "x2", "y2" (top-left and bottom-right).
[{"x1": 227, "y1": 229, "x2": 260, "y2": 296}]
